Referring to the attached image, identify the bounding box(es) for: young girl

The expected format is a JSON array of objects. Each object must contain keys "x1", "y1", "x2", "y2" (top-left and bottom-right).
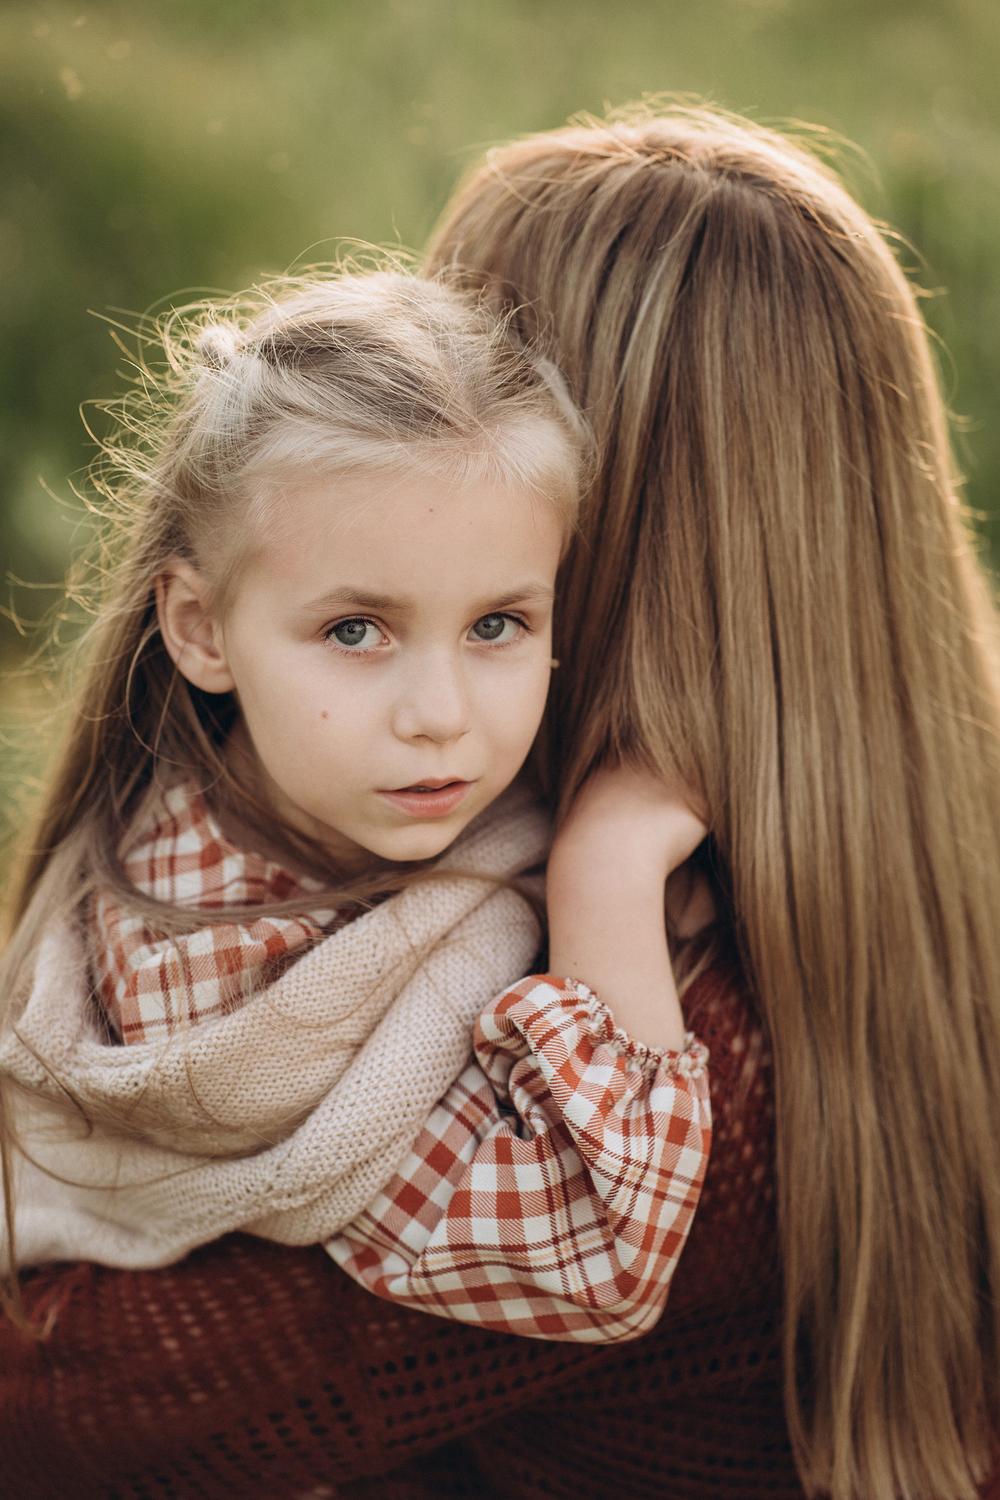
[{"x1": 0, "y1": 268, "x2": 711, "y2": 1343}]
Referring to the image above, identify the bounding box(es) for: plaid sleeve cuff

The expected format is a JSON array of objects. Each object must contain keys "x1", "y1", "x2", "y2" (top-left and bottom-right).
[
  {"x1": 475, "y1": 972, "x2": 709, "y2": 1084},
  {"x1": 326, "y1": 975, "x2": 711, "y2": 1343}
]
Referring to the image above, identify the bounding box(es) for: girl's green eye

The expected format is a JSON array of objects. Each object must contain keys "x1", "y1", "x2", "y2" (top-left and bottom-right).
[
  {"x1": 331, "y1": 618, "x2": 374, "y2": 648},
  {"x1": 472, "y1": 613, "x2": 514, "y2": 642},
  {"x1": 473, "y1": 614, "x2": 505, "y2": 641}
]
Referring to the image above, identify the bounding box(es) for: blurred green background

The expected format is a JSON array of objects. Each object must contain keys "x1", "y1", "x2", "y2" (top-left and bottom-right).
[{"x1": 1, "y1": 0, "x2": 998, "y2": 824}]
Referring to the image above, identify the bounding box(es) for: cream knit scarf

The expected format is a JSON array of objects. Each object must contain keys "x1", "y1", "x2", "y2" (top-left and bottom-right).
[{"x1": 0, "y1": 788, "x2": 546, "y2": 1271}]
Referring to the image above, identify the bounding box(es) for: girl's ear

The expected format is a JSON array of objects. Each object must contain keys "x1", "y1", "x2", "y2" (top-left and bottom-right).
[{"x1": 155, "y1": 557, "x2": 236, "y2": 694}]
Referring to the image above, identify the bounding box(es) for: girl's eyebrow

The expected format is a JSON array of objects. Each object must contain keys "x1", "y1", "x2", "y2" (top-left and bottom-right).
[{"x1": 300, "y1": 583, "x2": 556, "y2": 615}]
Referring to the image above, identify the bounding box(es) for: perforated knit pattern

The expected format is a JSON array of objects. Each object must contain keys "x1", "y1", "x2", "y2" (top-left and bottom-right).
[{"x1": 5, "y1": 948, "x2": 999, "y2": 1499}]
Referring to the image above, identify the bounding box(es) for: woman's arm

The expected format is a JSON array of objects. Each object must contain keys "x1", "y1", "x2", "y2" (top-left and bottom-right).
[
  {"x1": 327, "y1": 766, "x2": 711, "y2": 1342},
  {"x1": 1, "y1": 1235, "x2": 603, "y2": 1495}
]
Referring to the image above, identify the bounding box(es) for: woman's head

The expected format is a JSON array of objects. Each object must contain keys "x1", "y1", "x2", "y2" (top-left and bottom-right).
[
  {"x1": 426, "y1": 105, "x2": 1000, "y2": 1500},
  {"x1": 427, "y1": 107, "x2": 991, "y2": 820},
  {"x1": 5, "y1": 269, "x2": 584, "y2": 923}
]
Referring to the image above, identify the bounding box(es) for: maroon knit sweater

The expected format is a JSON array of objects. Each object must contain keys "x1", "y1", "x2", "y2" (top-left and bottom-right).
[{"x1": 3, "y1": 939, "x2": 998, "y2": 1499}]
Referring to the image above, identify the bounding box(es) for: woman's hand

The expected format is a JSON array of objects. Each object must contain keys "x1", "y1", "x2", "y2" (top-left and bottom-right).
[{"x1": 546, "y1": 764, "x2": 710, "y2": 1051}]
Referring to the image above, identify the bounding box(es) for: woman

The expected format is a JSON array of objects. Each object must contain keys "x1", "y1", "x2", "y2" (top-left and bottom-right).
[
  {"x1": 3, "y1": 104, "x2": 999, "y2": 1500},
  {"x1": 423, "y1": 104, "x2": 1000, "y2": 1498}
]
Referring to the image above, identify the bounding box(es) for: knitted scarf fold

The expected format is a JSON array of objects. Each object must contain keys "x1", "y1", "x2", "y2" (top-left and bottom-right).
[{"x1": 0, "y1": 788, "x2": 547, "y2": 1270}]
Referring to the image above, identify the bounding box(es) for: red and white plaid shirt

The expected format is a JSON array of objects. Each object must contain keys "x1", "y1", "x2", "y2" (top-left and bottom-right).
[
  {"x1": 93, "y1": 780, "x2": 340, "y2": 1044},
  {"x1": 92, "y1": 779, "x2": 712, "y2": 1342},
  {"x1": 328, "y1": 976, "x2": 711, "y2": 1342}
]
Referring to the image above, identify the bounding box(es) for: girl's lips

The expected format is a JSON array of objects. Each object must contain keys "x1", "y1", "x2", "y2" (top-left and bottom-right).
[{"x1": 378, "y1": 781, "x2": 473, "y2": 818}]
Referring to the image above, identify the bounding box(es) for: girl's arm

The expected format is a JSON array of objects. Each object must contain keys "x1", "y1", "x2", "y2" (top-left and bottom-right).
[
  {"x1": 327, "y1": 766, "x2": 711, "y2": 1342},
  {"x1": 546, "y1": 765, "x2": 709, "y2": 1051}
]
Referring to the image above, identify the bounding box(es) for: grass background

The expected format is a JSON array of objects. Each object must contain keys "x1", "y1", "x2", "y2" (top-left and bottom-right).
[{"x1": 1, "y1": 0, "x2": 998, "y2": 824}]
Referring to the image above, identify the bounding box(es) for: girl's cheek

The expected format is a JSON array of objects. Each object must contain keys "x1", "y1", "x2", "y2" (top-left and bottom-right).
[{"x1": 486, "y1": 675, "x2": 549, "y2": 743}]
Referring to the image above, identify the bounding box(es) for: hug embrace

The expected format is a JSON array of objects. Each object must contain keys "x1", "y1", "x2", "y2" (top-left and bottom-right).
[{"x1": 1, "y1": 104, "x2": 998, "y2": 1500}]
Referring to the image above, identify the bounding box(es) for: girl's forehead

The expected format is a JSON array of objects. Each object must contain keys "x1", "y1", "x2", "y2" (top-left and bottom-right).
[{"x1": 239, "y1": 467, "x2": 565, "y2": 606}]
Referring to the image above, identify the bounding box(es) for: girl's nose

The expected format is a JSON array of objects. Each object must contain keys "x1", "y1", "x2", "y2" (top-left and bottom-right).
[{"x1": 391, "y1": 654, "x2": 472, "y2": 745}]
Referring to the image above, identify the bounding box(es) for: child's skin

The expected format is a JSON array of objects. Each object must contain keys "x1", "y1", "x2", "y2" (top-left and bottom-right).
[
  {"x1": 548, "y1": 766, "x2": 708, "y2": 1051},
  {"x1": 157, "y1": 466, "x2": 706, "y2": 1051},
  {"x1": 157, "y1": 469, "x2": 564, "y2": 872}
]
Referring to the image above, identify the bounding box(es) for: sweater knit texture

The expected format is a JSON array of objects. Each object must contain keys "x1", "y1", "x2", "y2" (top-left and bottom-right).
[{"x1": 6, "y1": 940, "x2": 998, "y2": 1499}]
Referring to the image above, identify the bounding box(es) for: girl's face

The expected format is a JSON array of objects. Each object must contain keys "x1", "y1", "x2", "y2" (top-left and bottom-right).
[{"x1": 171, "y1": 468, "x2": 563, "y2": 870}]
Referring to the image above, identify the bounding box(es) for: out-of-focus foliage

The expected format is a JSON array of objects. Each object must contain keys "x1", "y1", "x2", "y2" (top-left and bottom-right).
[{"x1": 1, "y1": 0, "x2": 998, "y2": 810}]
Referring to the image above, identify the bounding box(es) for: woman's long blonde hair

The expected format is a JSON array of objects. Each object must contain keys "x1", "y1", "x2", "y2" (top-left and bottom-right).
[{"x1": 426, "y1": 104, "x2": 1000, "y2": 1500}]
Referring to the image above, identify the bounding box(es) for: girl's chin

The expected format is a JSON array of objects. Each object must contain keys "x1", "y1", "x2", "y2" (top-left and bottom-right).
[{"x1": 359, "y1": 813, "x2": 477, "y2": 865}]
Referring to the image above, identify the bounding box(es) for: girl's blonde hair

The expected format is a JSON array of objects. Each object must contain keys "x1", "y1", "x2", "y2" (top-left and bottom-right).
[
  {"x1": 0, "y1": 266, "x2": 583, "y2": 1316},
  {"x1": 426, "y1": 104, "x2": 1000, "y2": 1500}
]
